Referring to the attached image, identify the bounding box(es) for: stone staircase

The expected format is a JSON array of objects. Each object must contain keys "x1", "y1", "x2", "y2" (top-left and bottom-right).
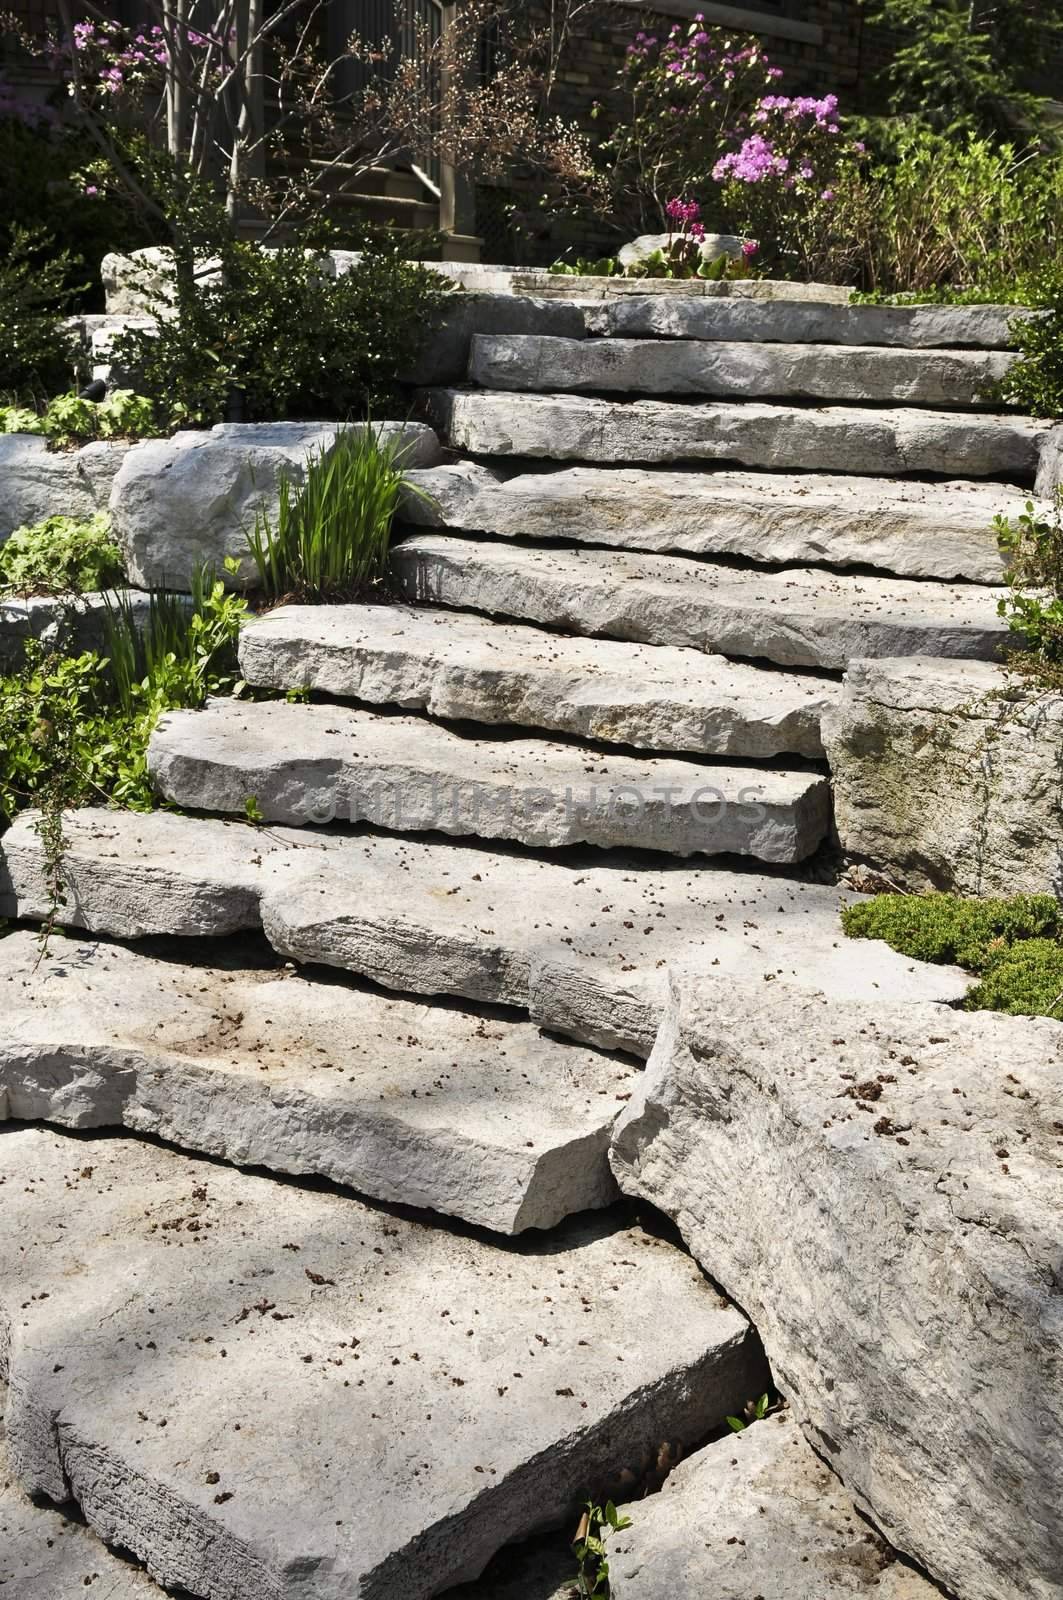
[{"x1": 0, "y1": 289, "x2": 1057, "y2": 1600}]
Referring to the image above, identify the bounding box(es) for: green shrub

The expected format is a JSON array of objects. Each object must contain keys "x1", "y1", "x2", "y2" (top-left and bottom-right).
[
  {"x1": 965, "y1": 940, "x2": 1063, "y2": 1019},
  {"x1": 109, "y1": 241, "x2": 451, "y2": 428},
  {"x1": 841, "y1": 892, "x2": 1060, "y2": 970},
  {"x1": 997, "y1": 268, "x2": 1063, "y2": 419},
  {"x1": 0, "y1": 513, "x2": 124, "y2": 597},
  {"x1": 0, "y1": 226, "x2": 86, "y2": 405},
  {"x1": 247, "y1": 427, "x2": 426, "y2": 603},
  {"x1": 992, "y1": 493, "x2": 1063, "y2": 681}
]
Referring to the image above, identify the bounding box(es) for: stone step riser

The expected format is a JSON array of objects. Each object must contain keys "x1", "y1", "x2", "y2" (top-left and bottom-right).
[
  {"x1": 391, "y1": 536, "x2": 1009, "y2": 671},
  {"x1": 237, "y1": 604, "x2": 834, "y2": 759},
  {"x1": 470, "y1": 335, "x2": 1016, "y2": 409},
  {"x1": 425, "y1": 389, "x2": 1047, "y2": 480}
]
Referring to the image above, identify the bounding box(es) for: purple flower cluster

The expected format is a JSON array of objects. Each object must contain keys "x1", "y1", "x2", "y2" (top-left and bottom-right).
[{"x1": 712, "y1": 133, "x2": 789, "y2": 184}]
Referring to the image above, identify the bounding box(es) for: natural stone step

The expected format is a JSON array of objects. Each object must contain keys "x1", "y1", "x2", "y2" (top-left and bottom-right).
[
  {"x1": 147, "y1": 699, "x2": 831, "y2": 864},
  {"x1": 0, "y1": 930, "x2": 632, "y2": 1233},
  {"x1": 1, "y1": 1125, "x2": 763, "y2": 1599},
  {"x1": 238, "y1": 603, "x2": 834, "y2": 759},
  {"x1": 469, "y1": 334, "x2": 1015, "y2": 408},
  {"x1": 392, "y1": 535, "x2": 1010, "y2": 670},
  {"x1": 610, "y1": 973, "x2": 1063, "y2": 1600},
  {"x1": 424, "y1": 389, "x2": 1047, "y2": 478},
  {"x1": 0, "y1": 811, "x2": 971, "y2": 1058},
  {"x1": 403, "y1": 461, "x2": 1019, "y2": 583},
  {"x1": 586, "y1": 295, "x2": 1035, "y2": 349},
  {"x1": 609, "y1": 1410, "x2": 939, "y2": 1599}
]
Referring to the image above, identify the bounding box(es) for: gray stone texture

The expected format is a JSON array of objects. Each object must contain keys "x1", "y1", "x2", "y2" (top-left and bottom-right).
[
  {"x1": 424, "y1": 389, "x2": 1047, "y2": 478},
  {"x1": 238, "y1": 603, "x2": 834, "y2": 758},
  {"x1": 402, "y1": 461, "x2": 1016, "y2": 583},
  {"x1": 391, "y1": 535, "x2": 1010, "y2": 669},
  {"x1": 824, "y1": 655, "x2": 1063, "y2": 897},
  {"x1": 0, "y1": 435, "x2": 131, "y2": 541},
  {"x1": 0, "y1": 591, "x2": 151, "y2": 669},
  {"x1": 147, "y1": 698, "x2": 831, "y2": 863},
  {"x1": 0, "y1": 1125, "x2": 763, "y2": 1599},
  {"x1": 610, "y1": 973, "x2": 1063, "y2": 1600}
]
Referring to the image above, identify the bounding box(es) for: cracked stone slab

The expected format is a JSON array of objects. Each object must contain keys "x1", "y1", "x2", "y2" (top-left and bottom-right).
[
  {"x1": 1, "y1": 1414, "x2": 160, "y2": 1599},
  {"x1": 608, "y1": 1411, "x2": 939, "y2": 1599},
  {"x1": 0, "y1": 435, "x2": 131, "y2": 541},
  {"x1": 586, "y1": 296, "x2": 1035, "y2": 349},
  {"x1": 147, "y1": 699, "x2": 831, "y2": 864},
  {"x1": 402, "y1": 461, "x2": 1017, "y2": 584},
  {"x1": 0, "y1": 930, "x2": 630, "y2": 1233},
  {"x1": 824, "y1": 655, "x2": 1063, "y2": 897},
  {"x1": 391, "y1": 536, "x2": 1010, "y2": 670},
  {"x1": 237, "y1": 604, "x2": 834, "y2": 759},
  {"x1": 469, "y1": 335, "x2": 1015, "y2": 408},
  {"x1": 0, "y1": 811, "x2": 971, "y2": 1058},
  {"x1": 0, "y1": 1125, "x2": 764, "y2": 1600},
  {"x1": 423, "y1": 390, "x2": 1047, "y2": 479},
  {"x1": 610, "y1": 974, "x2": 1063, "y2": 1600}
]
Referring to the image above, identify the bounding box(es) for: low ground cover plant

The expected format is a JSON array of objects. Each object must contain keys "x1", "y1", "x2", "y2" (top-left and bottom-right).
[
  {"x1": 842, "y1": 893, "x2": 1063, "y2": 1019},
  {"x1": 0, "y1": 512, "x2": 124, "y2": 596},
  {"x1": 0, "y1": 388, "x2": 161, "y2": 447}
]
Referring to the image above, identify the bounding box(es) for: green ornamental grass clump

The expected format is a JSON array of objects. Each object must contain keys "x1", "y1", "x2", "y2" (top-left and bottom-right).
[
  {"x1": 0, "y1": 512, "x2": 124, "y2": 596},
  {"x1": 842, "y1": 892, "x2": 1063, "y2": 1019}
]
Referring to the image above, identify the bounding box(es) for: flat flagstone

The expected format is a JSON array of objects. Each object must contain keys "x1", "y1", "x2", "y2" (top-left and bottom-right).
[
  {"x1": 147, "y1": 699, "x2": 831, "y2": 864},
  {"x1": 391, "y1": 535, "x2": 1009, "y2": 670},
  {"x1": 469, "y1": 335, "x2": 1014, "y2": 408},
  {"x1": 0, "y1": 1125, "x2": 763, "y2": 1599},
  {"x1": 423, "y1": 390, "x2": 1047, "y2": 478},
  {"x1": 402, "y1": 461, "x2": 1016, "y2": 583},
  {"x1": 237, "y1": 604, "x2": 834, "y2": 759}
]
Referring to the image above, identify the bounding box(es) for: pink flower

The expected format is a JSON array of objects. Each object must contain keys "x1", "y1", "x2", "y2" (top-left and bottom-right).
[
  {"x1": 84, "y1": 184, "x2": 99, "y2": 196},
  {"x1": 741, "y1": 239, "x2": 759, "y2": 258}
]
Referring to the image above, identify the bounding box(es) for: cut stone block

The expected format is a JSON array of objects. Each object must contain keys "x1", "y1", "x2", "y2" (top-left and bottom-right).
[
  {"x1": 608, "y1": 1411, "x2": 940, "y2": 1600},
  {"x1": 0, "y1": 811, "x2": 970, "y2": 1058},
  {"x1": 469, "y1": 335, "x2": 1015, "y2": 408},
  {"x1": 238, "y1": 603, "x2": 834, "y2": 758},
  {"x1": 147, "y1": 699, "x2": 831, "y2": 864},
  {"x1": 824, "y1": 655, "x2": 1063, "y2": 896},
  {"x1": 1, "y1": 1421, "x2": 159, "y2": 1598},
  {"x1": 392, "y1": 535, "x2": 1010, "y2": 670},
  {"x1": 610, "y1": 974, "x2": 1063, "y2": 1600},
  {"x1": 405, "y1": 294, "x2": 587, "y2": 385},
  {"x1": 108, "y1": 420, "x2": 440, "y2": 590},
  {"x1": 0, "y1": 435, "x2": 131, "y2": 541},
  {"x1": 0, "y1": 930, "x2": 630, "y2": 1232},
  {"x1": 402, "y1": 461, "x2": 1016, "y2": 583},
  {"x1": 587, "y1": 296, "x2": 1035, "y2": 349},
  {"x1": 0, "y1": 1125, "x2": 763, "y2": 1598},
  {"x1": 424, "y1": 390, "x2": 1047, "y2": 478},
  {"x1": 508, "y1": 271, "x2": 853, "y2": 304}
]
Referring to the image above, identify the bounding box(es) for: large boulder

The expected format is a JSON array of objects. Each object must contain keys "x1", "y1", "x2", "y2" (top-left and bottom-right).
[
  {"x1": 108, "y1": 420, "x2": 440, "y2": 589},
  {"x1": 610, "y1": 973, "x2": 1063, "y2": 1600},
  {"x1": 823, "y1": 655, "x2": 1063, "y2": 896},
  {"x1": 0, "y1": 435, "x2": 131, "y2": 540},
  {"x1": 617, "y1": 232, "x2": 742, "y2": 270}
]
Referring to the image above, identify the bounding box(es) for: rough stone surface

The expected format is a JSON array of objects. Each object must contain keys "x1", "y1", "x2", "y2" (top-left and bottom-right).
[
  {"x1": 424, "y1": 389, "x2": 1046, "y2": 478},
  {"x1": 1036, "y1": 425, "x2": 1063, "y2": 499},
  {"x1": 238, "y1": 603, "x2": 834, "y2": 758},
  {"x1": 608, "y1": 1412, "x2": 940, "y2": 1600},
  {"x1": 0, "y1": 591, "x2": 152, "y2": 669},
  {"x1": 616, "y1": 232, "x2": 742, "y2": 270},
  {"x1": 0, "y1": 931, "x2": 630, "y2": 1232},
  {"x1": 470, "y1": 334, "x2": 1015, "y2": 408},
  {"x1": 610, "y1": 974, "x2": 1063, "y2": 1600},
  {"x1": 588, "y1": 296, "x2": 1036, "y2": 349},
  {"x1": 403, "y1": 461, "x2": 1016, "y2": 583},
  {"x1": 392, "y1": 535, "x2": 1010, "y2": 670},
  {"x1": 108, "y1": 421, "x2": 440, "y2": 589},
  {"x1": 405, "y1": 295, "x2": 587, "y2": 385},
  {"x1": 147, "y1": 698, "x2": 831, "y2": 863},
  {"x1": 509, "y1": 272, "x2": 852, "y2": 304},
  {"x1": 0, "y1": 435, "x2": 131, "y2": 540},
  {"x1": 1, "y1": 1416, "x2": 159, "y2": 1598},
  {"x1": 824, "y1": 655, "x2": 1063, "y2": 896},
  {"x1": 0, "y1": 1125, "x2": 763, "y2": 1599}
]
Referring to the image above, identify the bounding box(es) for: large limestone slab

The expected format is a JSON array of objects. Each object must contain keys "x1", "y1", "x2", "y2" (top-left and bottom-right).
[
  {"x1": 405, "y1": 294, "x2": 586, "y2": 385},
  {"x1": 608, "y1": 1411, "x2": 940, "y2": 1600},
  {"x1": 0, "y1": 930, "x2": 629, "y2": 1232},
  {"x1": 0, "y1": 435, "x2": 130, "y2": 540},
  {"x1": 0, "y1": 1126, "x2": 763, "y2": 1598},
  {"x1": 392, "y1": 535, "x2": 1009, "y2": 669},
  {"x1": 403, "y1": 461, "x2": 1015, "y2": 583},
  {"x1": 824, "y1": 655, "x2": 1063, "y2": 896},
  {"x1": 509, "y1": 271, "x2": 852, "y2": 304},
  {"x1": 148, "y1": 699, "x2": 831, "y2": 863},
  {"x1": 588, "y1": 295, "x2": 1034, "y2": 349},
  {"x1": 470, "y1": 335, "x2": 1014, "y2": 408},
  {"x1": 0, "y1": 810, "x2": 971, "y2": 1059},
  {"x1": 424, "y1": 389, "x2": 1047, "y2": 478},
  {"x1": 610, "y1": 975, "x2": 1063, "y2": 1600},
  {"x1": 108, "y1": 420, "x2": 440, "y2": 590},
  {"x1": 238, "y1": 603, "x2": 833, "y2": 758}
]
